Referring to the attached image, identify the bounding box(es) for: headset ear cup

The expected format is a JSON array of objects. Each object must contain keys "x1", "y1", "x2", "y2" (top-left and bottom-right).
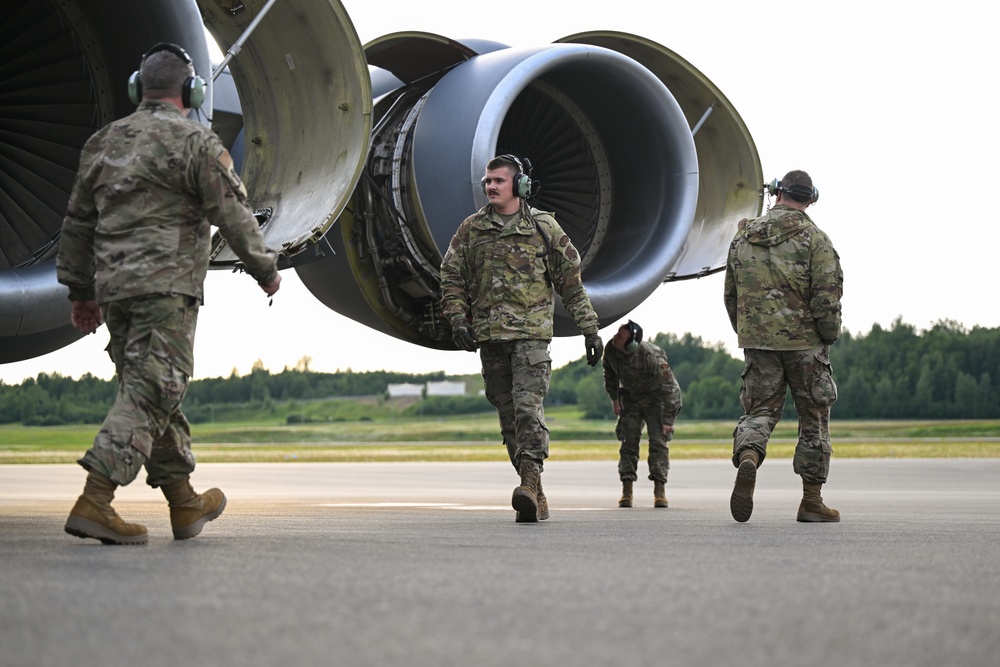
[
  {"x1": 186, "y1": 75, "x2": 206, "y2": 109},
  {"x1": 128, "y1": 70, "x2": 142, "y2": 105},
  {"x1": 516, "y1": 174, "x2": 529, "y2": 198},
  {"x1": 625, "y1": 320, "x2": 642, "y2": 351}
]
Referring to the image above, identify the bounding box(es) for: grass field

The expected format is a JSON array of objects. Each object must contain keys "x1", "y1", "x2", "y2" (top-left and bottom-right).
[{"x1": 1, "y1": 409, "x2": 998, "y2": 464}]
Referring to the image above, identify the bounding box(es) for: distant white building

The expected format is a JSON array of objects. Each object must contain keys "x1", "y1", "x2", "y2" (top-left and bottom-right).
[
  {"x1": 426, "y1": 381, "x2": 465, "y2": 396},
  {"x1": 387, "y1": 383, "x2": 423, "y2": 398}
]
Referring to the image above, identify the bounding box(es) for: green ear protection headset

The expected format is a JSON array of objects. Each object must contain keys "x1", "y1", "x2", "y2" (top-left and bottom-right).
[
  {"x1": 481, "y1": 154, "x2": 534, "y2": 199},
  {"x1": 128, "y1": 42, "x2": 206, "y2": 109}
]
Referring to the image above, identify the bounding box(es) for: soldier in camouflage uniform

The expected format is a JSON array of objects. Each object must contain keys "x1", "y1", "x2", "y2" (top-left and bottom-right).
[
  {"x1": 723, "y1": 170, "x2": 843, "y2": 523},
  {"x1": 603, "y1": 321, "x2": 682, "y2": 508},
  {"x1": 57, "y1": 43, "x2": 280, "y2": 545},
  {"x1": 439, "y1": 154, "x2": 603, "y2": 523}
]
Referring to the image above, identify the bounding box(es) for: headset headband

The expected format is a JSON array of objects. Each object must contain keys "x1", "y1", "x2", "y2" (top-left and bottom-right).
[
  {"x1": 498, "y1": 154, "x2": 524, "y2": 173},
  {"x1": 143, "y1": 42, "x2": 194, "y2": 66},
  {"x1": 784, "y1": 184, "x2": 816, "y2": 203}
]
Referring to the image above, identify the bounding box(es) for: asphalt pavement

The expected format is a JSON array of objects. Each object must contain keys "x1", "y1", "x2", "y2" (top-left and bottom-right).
[{"x1": 1, "y1": 459, "x2": 998, "y2": 667}]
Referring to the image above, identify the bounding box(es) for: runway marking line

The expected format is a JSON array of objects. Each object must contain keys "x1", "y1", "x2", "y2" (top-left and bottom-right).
[{"x1": 317, "y1": 503, "x2": 615, "y2": 511}]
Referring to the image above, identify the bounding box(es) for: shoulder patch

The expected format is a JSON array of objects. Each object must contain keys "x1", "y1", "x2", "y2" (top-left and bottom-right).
[{"x1": 218, "y1": 149, "x2": 235, "y2": 171}]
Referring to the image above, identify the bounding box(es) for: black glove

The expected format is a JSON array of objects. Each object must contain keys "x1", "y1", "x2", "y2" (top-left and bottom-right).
[
  {"x1": 452, "y1": 321, "x2": 478, "y2": 352},
  {"x1": 585, "y1": 333, "x2": 603, "y2": 366}
]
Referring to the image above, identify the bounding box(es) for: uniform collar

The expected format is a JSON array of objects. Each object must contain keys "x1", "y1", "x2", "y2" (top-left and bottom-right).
[
  {"x1": 478, "y1": 202, "x2": 535, "y2": 234},
  {"x1": 137, "y1": 100, "x2": 187, "y2": 117}
]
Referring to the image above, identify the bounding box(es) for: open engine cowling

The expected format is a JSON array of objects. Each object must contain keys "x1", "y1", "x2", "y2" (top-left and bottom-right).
[
  {"x1": 0, "y1": 0, "x2": 214, "y2": 362},
  {"x1": 0, "y1": 3, "x2": 761, "y2": 362},
  {"x1": 0, "y1": 0, "x2": 371, "y2": 363}
]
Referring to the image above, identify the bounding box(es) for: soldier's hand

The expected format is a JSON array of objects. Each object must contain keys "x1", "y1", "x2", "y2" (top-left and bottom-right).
[
  {"x1": 585, "y1": 333, "x2": 603, "y2": 366},
  {"x1": 452, "y1": 321, "x2": 478, "y2": 352},
  {"x1": 70, "y1": 300, "x2": 103, "y2": 335},
  {"x1": 259, "y1": 273, "x2": 281, "y2": 297}
]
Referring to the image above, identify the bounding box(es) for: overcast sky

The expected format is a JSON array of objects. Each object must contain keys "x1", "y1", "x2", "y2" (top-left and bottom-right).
[{"x1": 2, "y1": 0, "x2": 997, "y2": 384}]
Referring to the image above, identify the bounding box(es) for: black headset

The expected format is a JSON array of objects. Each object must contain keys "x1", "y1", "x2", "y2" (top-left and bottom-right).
[
  {"x1": 764, "y1": 178, "x2": 819, "y2": 204},
  {"x1": 128, "y1": 42, "x2": 206, "y2": 109},
  {"x1": 481, "y1": 154, "x2": 534, "y2": 199},
  {"x1": 625, "y1": 320, "x2": 643, "y2": 352}
]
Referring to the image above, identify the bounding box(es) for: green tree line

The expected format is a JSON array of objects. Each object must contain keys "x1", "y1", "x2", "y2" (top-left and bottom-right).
[{"x1": 1, "y1": 318, "x2": 997, "y2": 425}]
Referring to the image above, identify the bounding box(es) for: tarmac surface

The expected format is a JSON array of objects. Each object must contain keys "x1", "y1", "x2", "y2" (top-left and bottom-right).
[{"x1": 2, "y1": 458, "x2": 998, "y2": 667}]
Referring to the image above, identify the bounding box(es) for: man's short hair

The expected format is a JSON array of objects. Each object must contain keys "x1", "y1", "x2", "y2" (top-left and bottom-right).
[
  {"x1": 781, "y1": 169, "x2": 812, "y2": 190},
  {"x1": 487, "y1": 155, "x2": 520, "y2": 172},
  {"x1": 781, "y1": 170, "x2": 812, "y2": 189},
  {"x1": 781, "y1": 170, "x2": 814, "y2": 203},
  {"x1": 140, "y1": 50, "x2": 193, "y2": 98}
]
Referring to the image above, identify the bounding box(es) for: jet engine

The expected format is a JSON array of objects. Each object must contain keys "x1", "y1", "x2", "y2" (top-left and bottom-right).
[
  {"x1": 294, "y1": 32, "x2": 762, "y2": 348},
  {"x1": 0, "y1": 0, "x2": 760, "y2": 362}
]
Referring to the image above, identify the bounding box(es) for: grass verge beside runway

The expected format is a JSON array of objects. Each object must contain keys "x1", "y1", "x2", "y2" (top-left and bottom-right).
[
  {"x1": 1, "y1": 439, "x2": 998, "y2": 464},
  {"x1": 2, "y1": 418, "x2": 999, "y2": 463}
]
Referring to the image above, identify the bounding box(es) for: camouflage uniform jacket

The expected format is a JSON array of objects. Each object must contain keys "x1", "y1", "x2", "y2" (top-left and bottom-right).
[
  {"x1": 57, "y1": 100, "x2": 277, "y2": 304},
  {"x1": 439, "y1": 201, "x2": 599, "y2": 341},
  {"x1": 723, "y1": 205, "x2": 843, "y2": 350},
  {"x1": 602, "y1": 340, "x2": 683, "y2": 425}
]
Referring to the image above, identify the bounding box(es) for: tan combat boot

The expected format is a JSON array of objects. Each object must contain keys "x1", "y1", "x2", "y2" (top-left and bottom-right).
[
  {"x1": 797, "y1": 482, "x2": 840, "y2": 522},
  {"x1": 730, "y1": 449, "x2": 759, "y2": 523},
  {"x1": 65, "y1": 471, "x2": 148, "y2": 545},
  {"x1": 161, "y1": 477, "x2": 227, "y2": 539},
  {"x1": 653, "y1": 480, "x2": 668, "y2": 508},
  {"x1": 618, "y1": 479, "x2": 634, "y2": 508},
  {"x1": 536, "y1": 477, "x2": 549, "y2": 521},
  {"x1": 512, "y1": 460, "x2": 540, "y2": 523}
]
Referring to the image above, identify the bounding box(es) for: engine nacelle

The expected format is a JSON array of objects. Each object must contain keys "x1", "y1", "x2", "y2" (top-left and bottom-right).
[{"x1": 297, "y1": 32, "x2": 761, "y2": 348}]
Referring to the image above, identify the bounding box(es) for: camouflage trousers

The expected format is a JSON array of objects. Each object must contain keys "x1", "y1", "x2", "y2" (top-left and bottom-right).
[
  {"x1": 616, "y1": 395, "x2": 670, "y2": 483},
  {"x1": 733, "y1": 345, "x2": 838, "y2": 483},
  {"x1": 480, "y1": 339, "x2": 552, "y2": 471},
  {"x1": 78, "y1": 295, "x2": 199, "y2": 488}
]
